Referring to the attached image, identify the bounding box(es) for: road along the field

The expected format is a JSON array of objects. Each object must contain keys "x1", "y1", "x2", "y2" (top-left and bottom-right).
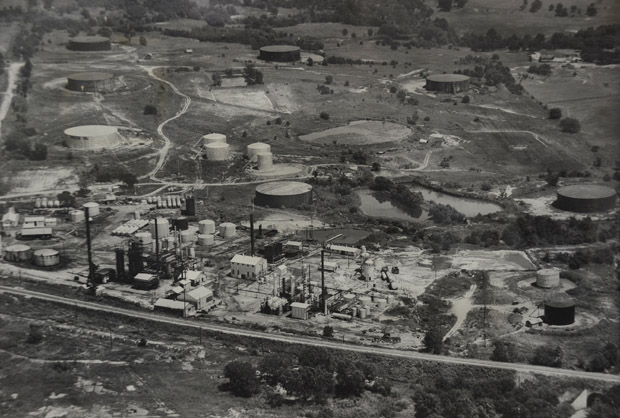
[{"x1": 1, "y1": 285, "x2": 618, "y2": 384}]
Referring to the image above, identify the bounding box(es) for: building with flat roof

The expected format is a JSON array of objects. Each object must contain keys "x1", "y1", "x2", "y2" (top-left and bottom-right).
[
  {"x1": 176, "y1": 286, "x2": 213, "y2": 310},
  {"x1": 231, "y1": 254, "x2": 268, "y2": 279},
  {"x1": 291, "y1": 302, "x2": 311, "y2": 320},
  {"x1": 327, "y1": 244, "x2": 360, "y2": 257},
  {"x1": 154, "y1": 298, "x2": 196, "y2": 317},
  {"x1": 23, "y1": 216, "x2": 46, "y2": 229}
]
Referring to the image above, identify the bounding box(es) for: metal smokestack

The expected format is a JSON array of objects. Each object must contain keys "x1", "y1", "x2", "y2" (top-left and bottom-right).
[
  {"x1": 321, "y1": 249, "x2": 326, "y2": 315},
  {"x1": 85, "y1": 206, "x2": 95, "y2": 283},
  {"x1": 250, "y1": 214, "x2": 255, "y2": 257}
]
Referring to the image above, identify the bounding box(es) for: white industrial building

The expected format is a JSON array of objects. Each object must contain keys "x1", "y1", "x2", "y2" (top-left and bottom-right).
[
  {"x1": 176, "y1": 286, "x2": 213, "y2": 310},
  {"x1": 230, "y1": 254, "x2": 268, "y2": 279},
  {"x1": 2, "y1": 208, "x2": 19, "y2": 228},
  {"x1": 291, "y1": 302, "x2": 310, "y2": 320},
  {"x1": 23, "y1": 216, "x2": 46, "y2": 229},
  {"x1": 185, "y1": 270, "x2": 206, "y2": 286},
  {"x1": 154, "y1": 298, "x2": 196, "y2": 317},
  {"x1": 327, "y1": 244, "x2": 360, "y2": 257}
]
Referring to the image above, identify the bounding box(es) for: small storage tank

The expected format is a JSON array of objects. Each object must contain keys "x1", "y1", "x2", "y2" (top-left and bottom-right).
[
  {"x1": 247, "y1": 142, "x2": 271, "y2": 161},
  {"x1": 35, "y1": 198, "x2": 42, "y2": 208},
  {"x1": 32, "y1": 248, "x2": 60, "y2": 267},
  {"x1": 376, "y1": 298, "x2": 387, "y2": 308},
  {"x1": 180, "y1": 230, "x2": 194, "y2": 243},
  {"x1": 358, "y1": 308, "x2": 367, "y2": 319},
  {"x1": 198, "y1": 219, "x2": 216, "y2": 235},
  {"x1": 536, "y1": 268, "x2": 561, "y2": 288},
  {"x1": 205, "y1": 143, "x2": 230, "y2": 161},
  {"x1": 197, "y1": 234, "x2": 215, "y2": 246},
  {"x1": 173, "y1": 217, "x2": 189, "y2": 231},
  {"x1": 149, "y1": 218, "x2": 170, "y2": 238},
  {"x1": 83, "y1": 202, "x2": 100, "y2": 217},
  {"x1": 359, "y1": 296, "x2": 372, "y2": 306},
  {"x1": 4, "y1": 244, "x2": 33, "y2": 262},
  {"x1": 134, "y1": 232, "x2": 153, "y2": 246},
  {"x1": 69, "y1": 210, "x2": 85, "y2": 223},
  {"x1": 41, "y1": 198, "x2": 48, "y2": 208},
  {"x1": 351, "y1": 307, "x2": 357, "y2": 318},
  {"x1": 389, "y1": 281, "x2": 399, "y2": 290},
  {"x1": 257, "y1": 152, "x2": 273, "y2": 172},
  {"x1": 164, "y1": 236, "x2": 176, "y2": 250},
  {"x1": 362, "y1": 259, "x2": 374, "y2": 280},
  {"x1": 134, "y1": 210, "x2": 141, "y2": 220},
  {"x1": 202, "y1": 133, "x2": 227, "y2": 145},
  {"x1": 219, "y1": 222, "x2": 236, "y2": 238}
]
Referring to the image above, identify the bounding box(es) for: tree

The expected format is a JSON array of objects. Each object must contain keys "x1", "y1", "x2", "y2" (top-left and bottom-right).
[
  {"x1": 586, "y1": 3, "x2": 597, "y2": 16},
  {"x1": 57, "y1": 191, "x2": 76, "y2": 207},
  {"x1": 529, "y1": 0, "x2": 542, "y2": 12},
  {"x1": 26, "y1": 324, "x2": 43, "y2": 344},
  {"x1": 319, "y1": 111, "x2": 330, "y2": 120},
  {"x1": 422, "y1": 326, "x2": 443, "y2": 354},
  {"x1": 438, "y1": 0, "x2": 453, "y2": 12},
  {"x1": 342, "y1": 28, "x2": 348, "y2": 36},
  {"x1": 325, "y1": 75, "x2": 333, "y2": 85},
  {"x1": 323, "y1": 325, "x2": 334, "y2": 338},
  {"x1": 531, "y1": 345, "x2": 564, "y2": 368},
  {"x1": 43, "y1": 0, "x2": 53, "y2": 9},
  {"x1": 368, "y1": 28, "x2": 374, "y2": 36},
  {"x1": 549, "y1": 108, "x2": 562, "y2": 120},
  {"x1": 335, "y1": 362, "x2": 365, "y2": 397},
  {"x1": 461, "y1": 95, "x2": 470, "y2": 103},
  {"x1": 243, "y1": 64, "x2": 263, "y2": 85},
  {"x1": 223, "y1": 361, "x2": 260, "y2": 397},
  {"x1": 259, "y1": 353, "x2": 295, "y2": 385},
  {"x1": 139, "y1": 36, "x2": 147, "y2": 46},
  {"x1": 143, "y1": 104, "x2": 158, "y2": 115},
  {"x1": 559, "y1": 117, "x2": 581, "y2": 133},
  {"x1": 491, "y1": 340, "x2": 518, "y2": 362},
  {"x1": 30, "y1": 144, "x2": 48, "y2": 160},
  {"x1": 371, "y1": 162, "x2": 381, "y2": 171}
]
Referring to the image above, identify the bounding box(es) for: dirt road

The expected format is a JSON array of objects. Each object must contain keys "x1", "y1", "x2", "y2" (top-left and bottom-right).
[
  {"x1": 1, "y1": 285, "x2": 618, "y2": 384},
  {"x1": 0, "y1": 62, "x2": 23, "y2": 142}
]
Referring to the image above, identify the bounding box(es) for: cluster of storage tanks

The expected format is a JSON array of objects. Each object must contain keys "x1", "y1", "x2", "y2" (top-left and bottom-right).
[
  {"x1": 146, "y1": 195, "x2": 184, "y2": 209},
  {"x1": 247, "y1": 142, "x2": 273, "y2": 172},
  {"x1": 203, "y1": 133, "x2": 230, "y2": 161},
  {"x1": 3, "y1": 245, "x2": 60, "y2": 267},
  {"x1": 34, "y1": 198, "x2": 61, "y2": 208},
  {"x1": 131, "y1": 218, "x2": 237, "y2": 251}
]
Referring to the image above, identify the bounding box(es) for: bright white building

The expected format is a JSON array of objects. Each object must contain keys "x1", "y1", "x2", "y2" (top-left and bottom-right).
[{"x1": 230, "y1": 254, "x2": 268, "y2": 279}]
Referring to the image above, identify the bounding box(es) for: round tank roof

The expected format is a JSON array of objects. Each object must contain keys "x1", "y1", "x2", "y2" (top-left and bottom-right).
[
  {"x1": 68, "y1": 72, "x2": 114, "y2": 81},
  {"x1": 83, "y1": 202, "x2": 99, "y2": 207},
  {"x1": 65, "y1": 125, "x2": 118, "y2": 137},
  {"x1": 557, "y1": 185, "x2": 616, "y2": 200},
  {"x1": 426, "y1": 74, "x2": 470, "y2": 82},
  {"x1": 260, "y1": 45, "x2": 300, "y2": 53},
  {"x1": 70, "y1": 36, "x2": 110, "y2": 43},
  {"x1": 538, "y1": 268, "x2": 558, "y2": 274},
  {"x1": 203, "y1": 133, "x2": 226, "y2": 140},
  {"x1": 6, "y1": 244, "x2": 31, "y2": 252},
  {"x1": 255, "y1": 181, "x2": 312, "y2": 196},
  {"x1": 248, "y1": 142, "x2": 270, "y2": 149},
  {"x1": 545, "y1": 294, "x2": 575, "y2": 308},
  {"x1": 33, "y1": 248, "x2": 59, "y2": 256}
]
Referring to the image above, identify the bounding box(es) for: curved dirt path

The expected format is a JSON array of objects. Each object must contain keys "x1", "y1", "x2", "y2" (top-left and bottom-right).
[
  {"x1": 0, "y1": 62, "x2": 23, "y2": 142},
  {"x1": 138, "y1": 66, "x2": 191, "y2": 181}
]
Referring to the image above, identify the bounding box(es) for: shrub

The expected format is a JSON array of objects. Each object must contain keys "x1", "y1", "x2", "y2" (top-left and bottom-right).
[
  {"x1": 223, "y1": 361, "x2": 260, "y2": 397},
  {"x1": 319, "y1": 111, "x2": 330, "y2": 120},
  {"x1": 325, "y1": 75, "x2": 333, "y2": 85},
  {"x1": 323, "y1": 325, "x2": 334, "y2": 338},
  {"x1": 549, "y1": 108, "x2": 562, "y2": 120},
  {"x1": 461, "y1": 95, "x2": 470, "y2": 103},
  {"x1": 143, "y1": 104, "x2": 158, "y2": 115},
  {"x1": 559, "y1": 118, "x2": 581, "y2": 133}
]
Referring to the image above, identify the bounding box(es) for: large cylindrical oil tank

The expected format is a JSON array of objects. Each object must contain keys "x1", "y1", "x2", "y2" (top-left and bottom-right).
[
  {"x1": 149, "y1": 218, "x2": 170, "y2": 238},
  {"x1": 257, "y1": 152, "x2": 273, "y2": 172},
  {"x1": 83, "y1": 202, "x2": 100, "y2": 217},
  {"x1": 219, "y1": 222, "x2": 236, "y2": 238},
  {"x1": 173, "y1": 217, "x2": 189, "y2": 231},
  {"x1": 254, "y1": 181, "x2": 313, "y2": 209},
  {"x1": 67, "y1": 72, "x2": 115, "y2": 92},
  {"x1": 198, "y1": 220, "x2": 216, "y2": 235},
  {"x1": 35, "y1": 198, "x2": 42, "y2": 208},
  {"x1": 536, "y1": 268, "x2": 561, "y2": 288},
  {"x1": 180, "y1": 230, "x2": 195, "y2": 243},
  {"x1": 202, "y1": 133, "x2": 227, "y2": 145},
  {"x1": 4, "y1": 244, "x2": 33, "y2": 262},
  {"x1": 205, "y1": 143, "x2": 230, "y2": 161},
  {"x1": 425, "y1": 74, "x2": 471, "y2": 93},
  {"x1": 197, "y1": 234, "x2": 215, "y2": 246},
  {"x1": 69, "y1": 210, "x2": 85, "y2": 223},
  {"x1": 544, "y1": 294, "x2": 576, "y2": 325},
  {"x1": 258, "y1": 45, "x2": 301, "y2": 62},
  {"x1": 67, "y1": 36, "x2": 111, "y2": 51},
  {"x1": 32, "y1": 248, "x2": 60, "y2": 267},
  {"x1": 555, "y1": 185, "x2": 617, "y2": 213},
  {"x1": 247, "y1": 142, "x2": 271, "y2": 161}
]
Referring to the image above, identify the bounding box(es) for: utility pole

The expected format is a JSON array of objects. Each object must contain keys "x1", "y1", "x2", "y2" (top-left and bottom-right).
[
  {"x1": 321, "y1": 249, "x2": 326, "y2": 315},
  {"x1": 85, "y1": 206, "x2": 95, "y2": 284}
]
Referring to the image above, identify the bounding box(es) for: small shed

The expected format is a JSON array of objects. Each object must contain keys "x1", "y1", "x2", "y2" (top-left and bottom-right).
[
  {"x1": 185, "y1": 270, "x2": 205, "y2": 286},
  {"x1": 134, "y1": 273, "x2": 159, "y2": 290},
  {"x1": 176, "y1": 286, "x2": 213, "y2": 310},
  {"x1": 291, "y1": 302, "x2": 310, "y2": 320},
  {"x1": 526, "y1": 317, "x2": 543, "y2": 327},
  {"x1": 319, "y1": 261, "x2": 338, "y2": 272},
  {"x1": 284, "y1": 241, "x2": 303, "y2": 250},
  {"x1": 154, "y1": 298, "x2": 196, "y2": 317},
  {"x1": 23, "y1": 216, "x2": 46, "y2": 229}
]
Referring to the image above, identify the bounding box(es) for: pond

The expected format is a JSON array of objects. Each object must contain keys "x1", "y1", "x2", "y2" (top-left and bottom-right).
[
  {"x1": 356, "y1": 186, "x2": 502, "y2": 221},
  {"x1": 299, "y1": 120, "x2": 411, "y2": 145}
]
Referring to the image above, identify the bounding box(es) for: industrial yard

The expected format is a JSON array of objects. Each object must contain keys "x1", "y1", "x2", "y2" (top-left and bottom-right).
[{"x1": 0, "y1": 0, "x2": 618, "y2": 417}]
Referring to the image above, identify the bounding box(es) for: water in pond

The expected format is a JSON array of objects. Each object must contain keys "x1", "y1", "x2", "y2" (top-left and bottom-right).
[
  {"x1": 299, "y1": 120, "x2": 411, "y2": 145},
  {"x1": 356, "y1": 189, "x2": 428, "y2": 221},
  {"x1": 356, "y1": 186, "x2": 502, "y2": 221},
  {"x1": 408, "y1": 185, "x2": 502, "y2": 217}
]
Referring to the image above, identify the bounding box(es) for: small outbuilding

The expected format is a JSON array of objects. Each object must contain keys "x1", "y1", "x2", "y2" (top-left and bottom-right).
[
  {"x1": 291, "y1": 302, "x2": 311, "y2": 320},
  {"x1": 154, "y1": 298, "x2": 196, "y2": 317},
  {"x1": 176, "y1": 286, "x2": 213, "y2": 310}
]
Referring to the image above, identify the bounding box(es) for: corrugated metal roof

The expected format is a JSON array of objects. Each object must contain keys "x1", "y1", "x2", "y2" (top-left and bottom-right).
[
  {"x1": 231, "y1": 254, "x2": 266, "y2": 265},
  {"x1": 154, "y1": 299, "x2": 186, "y2": 309}
]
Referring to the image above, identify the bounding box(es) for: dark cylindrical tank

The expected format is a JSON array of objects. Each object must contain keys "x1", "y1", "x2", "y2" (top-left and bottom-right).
[{"x1": 544, "y1": 296, "x2": 575, "y2": 325}]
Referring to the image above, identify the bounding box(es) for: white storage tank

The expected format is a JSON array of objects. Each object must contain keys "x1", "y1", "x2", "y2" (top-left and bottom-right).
[
  {"x1": 163, "y1": 236, "x2": 176, "y2": 250},
  {"x1": 134, "y1": 232, "x2": 153, "y2": 246},
  {"x1": 41, "y1": 198, "x2": 48, "y2": 208},
  {"x1": 149, "y1": 218, "x2": 170, "y2": 238},
  {"x1": 359, "y1": 295, "x2": 372, "y2": 306},
  {"x1": 53, "y1": 200, "x2": 60, "y2": 208},
  {"x1": 362, "y1": 259, "x2": 374, "y2": 280},
  {"x1": 180, "y1": 229, "x2": 194, "y2": 243},
  {"x1": 247, "y1": 142, "x2": 271, "y2": 161},
  {"x1": 4, "y1": 244, "x2": 33, "y2": 262},
  {"x1": 35, "y1": 198, "x2": 42, "y2": 208},
  {"x1": 198, "y1": 219, "x2": 216, "y2": 235},
  {"x1": 389, "y1": 281, "x2": 399, "y2": 290},
  {"x1": 202, "y1": 133, "x2": 227, "y2": 145},
  {"x1": 536, "y1": 268, "x2": 560, "y2": 288},
  {"x1": 219, "y1": 222, "x2": 236, "y2": 238},
  {"x1": 32, "y1": 248, "x2": 60, "y2": 267},
  {"x1": 257, "y1": 152, "x2": 273, "y2": 172},
  {"x1": 376, "y1": 298, "x2": 387, "y2": 308},
  {"x1": 69, "y1": 210, "x2": 85, "y2": 223},
  {"x1": 197, "y1": 234, "x2": 215, "y2": 246},
  {"x1": 205, "y1": 143, "x2": 230, "y2": 161},
  {"x1": 83, "y1": 202, "x2": 100, "y2": 217}
]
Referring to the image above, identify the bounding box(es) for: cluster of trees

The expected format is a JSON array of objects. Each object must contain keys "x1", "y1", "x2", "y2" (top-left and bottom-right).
[
  {"x1": 89, "y1": 164, "x2": 138, "y2": 189},
  {"x1": 456, "y1": 57, "x2": 523, "y2": 94},
  {"x1": 465, "y1": 229, "x2": 500, "y2": 247},
  {"x1": 527, "y1": 63, "x2": 552, "y2": 76},
  {"x1": 4, "y1": 136, "x2": 47, "y2": 161},
  {"x1": 242, "y1": 64, "x2": 263, "y2": 85},
  {"x1": 501, "y1": 215, "x2": 602, "y2": 248},
  {"x1": 559, "y1": 117, "x2": 581, "y2": 133},
  {"x1": 223, "y1": 347, "x2": 392, "y2": 404},
  {"x1": 370, "y1": 177, "x2": 424, "y2": 211},
  {"x1": 437, "y1": 0, "x2": 469, "y2": 12},
  {"x1": 428, "y1": 203, "x2": 466, "y2": 225}
]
